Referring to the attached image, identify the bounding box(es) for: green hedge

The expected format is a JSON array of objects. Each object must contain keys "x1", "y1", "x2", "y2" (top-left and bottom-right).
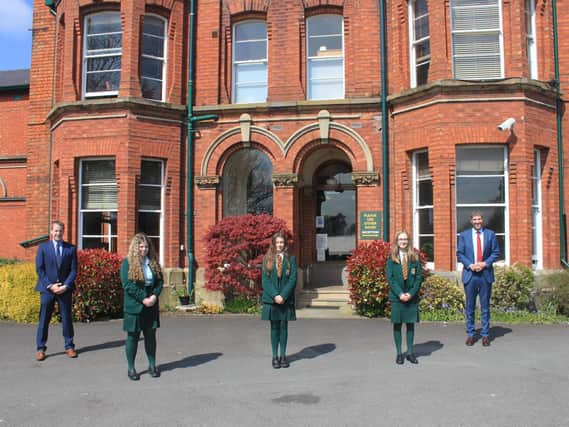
[{"x1": 0, "y1": 263, "x2": 41, "y2": 323}]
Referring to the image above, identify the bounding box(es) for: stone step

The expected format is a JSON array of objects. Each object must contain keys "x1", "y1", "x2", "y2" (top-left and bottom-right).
[{"x1": 297, "y1": 286, "x2": 351, "y2": 308}]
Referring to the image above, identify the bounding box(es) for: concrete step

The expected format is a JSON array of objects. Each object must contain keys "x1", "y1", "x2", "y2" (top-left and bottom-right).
[{"x1": 297, "y1": 286, "x2": 351, "y2": 309}]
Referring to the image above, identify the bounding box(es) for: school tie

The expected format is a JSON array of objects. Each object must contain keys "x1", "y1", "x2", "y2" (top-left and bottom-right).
[
  {"x1": 476, "y1": 231, "x2": 483, "y2": 263},
  {"x1": 56, "y1": 241, "x2": 62, "y2": 267},
  {"x1": 401, "y1": 253, "x2": 408, "y2": 280},
  {"x1": 276, "y1": 254, "x2": 283, "y2": 278}
]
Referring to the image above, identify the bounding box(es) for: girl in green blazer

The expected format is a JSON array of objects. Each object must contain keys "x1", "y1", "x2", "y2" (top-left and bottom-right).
[
  {"x1": 120, "y1": 233, "x2": 163, "y2": 380},
  {"x1": 386, "y1": 230, "x2": 423, "y2": 365},
  {"x1": 261, "y1": 232, "x2": 297, "y2": 369}
]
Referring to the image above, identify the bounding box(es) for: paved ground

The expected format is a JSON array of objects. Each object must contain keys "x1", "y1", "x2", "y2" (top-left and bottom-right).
[{"x1": 1, "y1": 314, "x2": 568, "y2": 427}]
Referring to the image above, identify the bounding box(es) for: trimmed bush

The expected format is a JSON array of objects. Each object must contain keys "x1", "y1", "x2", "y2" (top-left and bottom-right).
[
  {"x1": 491, "y1": 263, "x2": 534, "y2": 311},
  {"x1": 73, "y1": 249, "x2": 123, "y2": 322},
  {"x1": 347, "y1": 240, "x2": 429, "y2": 318},
  {"x1": 347, "y1": 240, "x2": 392, "y2": 317},
  {"x1": 420, "y1": 275, "x2": 465, "y2": 313},
  {"x1": 0, "y1": 263, "x2": 40, "y2": 323},
  {"x1": 203, "y1": 213, "x2": 292, "y2": 298},
  {"x1": 539, "y1": 270, "x2": 569, "y2": 316}
]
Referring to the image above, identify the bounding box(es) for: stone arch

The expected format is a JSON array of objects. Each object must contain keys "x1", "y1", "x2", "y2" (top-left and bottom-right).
[
  {"x1": 200, "y1": 126, "x2": 284, "y2": 176},
  {"x1": 285, "y1": 121, "x2": 374, "y2": 172}
]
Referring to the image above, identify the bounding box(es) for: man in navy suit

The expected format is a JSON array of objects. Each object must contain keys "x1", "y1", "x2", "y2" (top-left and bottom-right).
[
  {"x1": 35, "y1": 221, "x2": 78, "y2": 361},
  {"x1": 457, "y1": 211, "x2": 500, "y2": 347}
]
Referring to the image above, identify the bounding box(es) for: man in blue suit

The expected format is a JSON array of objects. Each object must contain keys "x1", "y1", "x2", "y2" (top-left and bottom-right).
[
  {"x1": 457, "y1": 211, "x2": 500, "y2": 347},
  {"x1": 35, "y1": 221, "x2": 78, "y2": 361}
]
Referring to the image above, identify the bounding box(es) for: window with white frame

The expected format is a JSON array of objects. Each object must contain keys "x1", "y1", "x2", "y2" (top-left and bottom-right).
[
  {"x1": 450, "y1": 0, "x2": 503, "y2": 80},
  {"x1": 138, "y1": 159, "x2": 164, "y2": 262},
  {"x1": 141, "y1": 15, "x2": 167, "y2": 101},
  {"x1": 455, "y1": 146, "x2": 507, "y2": 262},
  {"x1": 409, "y1": 0, "x2": 430, "y2": 87},
  {"x1": 307, "y1": 14, "x2": 344, "y2": 100},
  {"x1": 531, "y1": 149, "x2": 543, "y2": 269},
  {"x1": 525, "y1": 0, "x2": 538, "y2": 79},
  {"x1": 413, "y1": 151, "x2": 434, "y2": 263},
  {"x1": 79, "y1": 159, "x2": 118, "y2": 251},
  {"x1": 232, "y1": 21, "x2": 268, "y2": 104},
  {"x1": 222, "y1": 149, "x2": 273, "y2": 217},
  {"x1": 83, "y1": 12, "x2": 122, "y2": 98}
]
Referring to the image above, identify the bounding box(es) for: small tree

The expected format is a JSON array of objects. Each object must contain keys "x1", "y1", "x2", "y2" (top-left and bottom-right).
[{"x1": 204, "y1": 214, "x2": 292, "y2": 298}]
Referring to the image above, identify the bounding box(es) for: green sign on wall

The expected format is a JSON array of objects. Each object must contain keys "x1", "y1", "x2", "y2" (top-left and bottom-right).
[{"x1": 359, "y1": 211, "x2": 381, "y2": 240}]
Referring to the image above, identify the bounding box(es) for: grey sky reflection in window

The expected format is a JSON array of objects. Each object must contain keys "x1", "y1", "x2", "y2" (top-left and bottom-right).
[{"x1": 222, "y1": 149, "x2": 273, "y2": 217}]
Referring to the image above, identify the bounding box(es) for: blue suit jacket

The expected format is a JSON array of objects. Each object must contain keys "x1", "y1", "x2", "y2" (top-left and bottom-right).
[
  {"x1": 457, "y1": 228, "x2": 500, "y2": 285},
  {"x1": 35, "y1": 240, "x2": 77, "y2": 293}
]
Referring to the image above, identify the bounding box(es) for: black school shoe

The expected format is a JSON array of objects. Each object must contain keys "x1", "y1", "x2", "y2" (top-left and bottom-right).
[
  {"x1": 279, "y1": 356, "x2": 289, "y2": 368},
  {"x1": 406, "y1": 353, "x2": 419, "y2": 364},
  {"x1": 396, "y1": 354, "x2": 405, "y2": 365},
  {"x1": 128, "y1": 369, "x2": 140, "y2": 381},
  {"x1": 272, "y1": 357, "x2": 281, "y2": 369}
]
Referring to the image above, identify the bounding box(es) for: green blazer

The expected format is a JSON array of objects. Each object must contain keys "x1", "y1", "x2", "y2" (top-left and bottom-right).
[
  {"x1": 386, "y1": 256, "x2": 422, "y2": 303},
  {"x1": 261, "y1": 255, "x2": 297, "y2": 305},
  {"x1": 120, "y1": 258, "x2": 163, "y2": 315}
]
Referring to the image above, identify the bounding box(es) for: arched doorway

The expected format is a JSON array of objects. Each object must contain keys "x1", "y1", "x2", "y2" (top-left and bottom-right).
[{"x1": 299, "y1": 148, "x2": 356, "y2": 289}]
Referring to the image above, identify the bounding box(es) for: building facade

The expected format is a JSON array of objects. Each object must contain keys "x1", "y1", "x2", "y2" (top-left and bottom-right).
[{"x1": 1, "y1": 0, "x2": 568, "y2": 295}]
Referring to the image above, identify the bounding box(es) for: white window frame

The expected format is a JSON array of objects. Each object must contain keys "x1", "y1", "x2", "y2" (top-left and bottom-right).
[
  {"x1": 232, "y1": 20, "x2": 268, "y2": 104},
  {"x1": 450, "y1": 0, "x2": 504, "y2": 80},
  {"x1": 138, "y1": 159, "x2": 165, "y2": 265},
  {"x1": 455, "y1": 145, "x2": 509, "y2": 267},
  {"x1": 78, "y1": 158, "x2": 118, "y2": 252},
  {"x1": 306, "y1": 14, "x2": 345, "y2": 100},
  {"x1": 412, "y1": 150, "x2": 434, "y2": 270},
  {"x1": 532, "y1": 149, "x2": 543, "y2": 270},
  {"x1": 408, "y1": 0, "x2": 430, "y2": 88},
  {"x1": 525, "y1": 0, "x2": 538, "y2": 79},
  {"x1": 141, "y1": 14, "x2": 167, "y2": 102},
  {"x1": 82, "y1": 12, "x2": 122, "y2": 98}
]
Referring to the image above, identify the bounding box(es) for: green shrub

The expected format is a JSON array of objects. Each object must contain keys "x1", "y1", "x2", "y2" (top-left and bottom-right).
[
  {"x1": 491, "y1": 263, "x2": 534, "y2": 311},
  {"x1": 0, "y1": 258, "x2": 22, "y2": 266},
  {"x1": 224, "y1": 296, "x2": 261, "y2": 314},
  {"x1": 420, "y1": 275, "x2": 465, "y2": 314},
  {"x1": 539, "y1": 270, "x2": 569, "y2": 316},
  {"x1": 0, "y1": 263, "x2": 40, "y2": 323},
  {"x1": 73, "y1": 249, "x2": 123, "y2": 322}
]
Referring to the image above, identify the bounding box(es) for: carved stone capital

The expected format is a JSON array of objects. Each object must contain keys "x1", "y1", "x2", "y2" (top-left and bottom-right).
[
  {"x1": 195, "y1": 175, "x2": 220, "y2": 189},
  {"x1": 272, "y1": 173, "x2": 298, "y2": 188},
  {"x1": 352, "y1": 171, "x2": 379, "y2": 186}
]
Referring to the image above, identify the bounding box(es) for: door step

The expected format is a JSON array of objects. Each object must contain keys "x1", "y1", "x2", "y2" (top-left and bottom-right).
[{"x1": 297, "y1": 286, "x2": 351, "y2": 309}]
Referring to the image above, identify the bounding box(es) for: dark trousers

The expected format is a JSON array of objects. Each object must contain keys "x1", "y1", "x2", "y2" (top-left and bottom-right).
[
  {"x1": 36, "y1": 290, "x2": 75, "y2": 351},
  {"x1": 464, "y1": 274, "x2": 492, "y2": 337}
]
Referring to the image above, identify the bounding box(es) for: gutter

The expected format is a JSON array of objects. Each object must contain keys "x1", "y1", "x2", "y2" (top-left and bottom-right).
[
  {"x1": 551, "y1": 0, "x2": 568, "y2": 267},
  {"x1": 379, "y1": 0, "x2": 389, "y2": 241}
]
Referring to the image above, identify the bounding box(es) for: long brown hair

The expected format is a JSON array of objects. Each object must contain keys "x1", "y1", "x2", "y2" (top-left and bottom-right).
[
  {"x1": 264, "y1": 231, "x2": 289, "y2": 274},
  {"x1": 126, "y1": 232, "x2": 162, "y2": 281},
  {"x1": 390, "y1": 230, "x2": 419, "y2": 263}
]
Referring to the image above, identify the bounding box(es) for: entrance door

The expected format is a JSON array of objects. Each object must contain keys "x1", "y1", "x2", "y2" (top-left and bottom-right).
[{"x1": 311, "y1": 162, "x2": 356, "y2": 287}]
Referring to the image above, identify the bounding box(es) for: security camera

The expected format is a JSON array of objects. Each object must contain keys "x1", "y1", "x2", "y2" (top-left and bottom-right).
[{"x1": 498, "y1": 118, "x2": 516, "y2": 131}]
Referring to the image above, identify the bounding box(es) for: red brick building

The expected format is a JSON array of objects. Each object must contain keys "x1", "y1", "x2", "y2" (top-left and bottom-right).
[{"x1": 1, "y1": 0, "x2": 567, "y2": 297}]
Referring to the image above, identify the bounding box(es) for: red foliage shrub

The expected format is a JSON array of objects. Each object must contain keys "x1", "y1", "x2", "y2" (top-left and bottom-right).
[
  {"x1": 73, "y1": 249, "x2": 123, "y2": 322},
  {"x1": 203, "y1": 214, "x2": 292, "y2": 297},
  {"x1": 346, "y1": 240, "x2": 392, "y2": 317},
  {"x1": 347, "y1": 240, "x2": 430, "y2": 318}
]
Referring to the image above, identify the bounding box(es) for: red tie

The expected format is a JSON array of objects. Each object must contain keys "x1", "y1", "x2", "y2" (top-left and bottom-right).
[{"x1": 476, "y1": 231, "x2": 483, "y2": 263}]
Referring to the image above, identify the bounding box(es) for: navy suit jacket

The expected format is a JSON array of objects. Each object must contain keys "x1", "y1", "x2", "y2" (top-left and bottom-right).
[
  {"x1": 457, "y1": 228, "x2": 500, "y2": 285},
  {"x1": 35, "y1": 240, "x2": 77, "y2": 293}
]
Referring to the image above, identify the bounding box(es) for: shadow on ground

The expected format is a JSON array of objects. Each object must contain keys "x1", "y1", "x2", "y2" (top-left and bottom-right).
[
  {"x1": 414, "y1": 340, "x2": 444, "y2": 358},
  {"x1": 288, "y1": 343, "x2": 336, "y2": 363},
  {"x1": 160, "y1": 352, "x2": 223, "y2": 372}
]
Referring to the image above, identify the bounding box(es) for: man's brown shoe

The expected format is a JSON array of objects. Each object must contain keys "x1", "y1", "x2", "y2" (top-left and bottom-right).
[
  {"x1": 35, "y1": 351, "x2": 46, "y2": 361},
  {"x1": 465, "y1": 336, "x2": 475, "y2": 346},
  {"x1": 482, "y1": 337, "x2": 491, "y2": 347},
  {"x1": 66, "y1": 349, "x2": 78, "y2": 358}
]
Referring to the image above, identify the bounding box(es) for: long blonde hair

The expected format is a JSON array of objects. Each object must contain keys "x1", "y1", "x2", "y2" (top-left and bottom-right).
[
  {"x1": 127, "y1": 232, "x2": 162, "y2": 281},
  {"x1": 390, "y1": 230, "x2": 419, "y2": 263},
  {"x1": 264, "y1": 231, "x2": 289, "y2": 275}
]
